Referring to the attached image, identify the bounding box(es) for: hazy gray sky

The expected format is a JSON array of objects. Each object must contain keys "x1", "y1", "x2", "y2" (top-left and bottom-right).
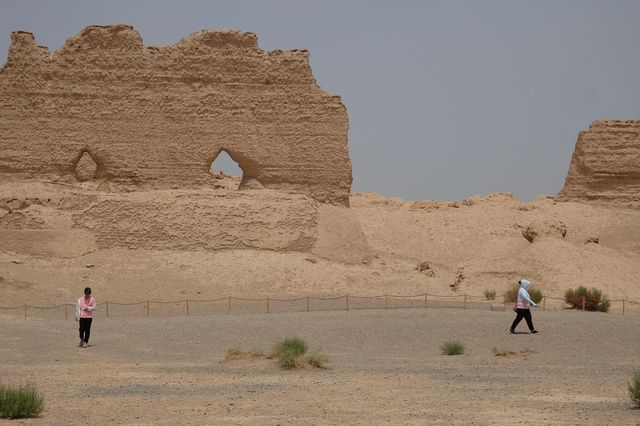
[{"x1": 2, "y1": 0, "x2": 639, "y2": 201}]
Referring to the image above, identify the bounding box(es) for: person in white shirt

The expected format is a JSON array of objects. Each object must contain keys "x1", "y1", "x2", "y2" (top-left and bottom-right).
[{"x1": 510, "y1": 279, "x2": 539, "y2": 334}]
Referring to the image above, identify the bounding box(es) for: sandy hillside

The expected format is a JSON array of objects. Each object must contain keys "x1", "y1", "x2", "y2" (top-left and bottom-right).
[{"x1": 1, "y1": 187, "x2": 639, "y2": 310}]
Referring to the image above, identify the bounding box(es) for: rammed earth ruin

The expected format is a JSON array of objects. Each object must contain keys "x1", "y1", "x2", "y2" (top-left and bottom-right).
[
  {"x1": 0, "y1": 25, "x2": 369, "y2": 262},
  {"x1": 557, "y1": 120, "x2": 640, "y2": 206},
  {"x1": 0, "y1": 25, "x2": 352, "y2": 205}
]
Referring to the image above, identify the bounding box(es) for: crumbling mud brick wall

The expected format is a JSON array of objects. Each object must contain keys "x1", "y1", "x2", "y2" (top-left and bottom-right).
[
  {"x1": 557, "y1": 120, "x2": 640, "y2": 206},
  {"x1": 0, "y1": 25, "x2": 352, "y2": 205}
]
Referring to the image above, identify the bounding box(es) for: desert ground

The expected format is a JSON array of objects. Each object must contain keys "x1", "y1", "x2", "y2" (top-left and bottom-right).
[{"x1": 1, "y1": 307, "x2": 639, "y2": 425}]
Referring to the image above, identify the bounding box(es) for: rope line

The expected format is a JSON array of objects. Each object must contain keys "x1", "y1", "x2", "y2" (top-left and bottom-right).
[{"x1": 2, "y1": 293, "x2": 639, "y2": 320}]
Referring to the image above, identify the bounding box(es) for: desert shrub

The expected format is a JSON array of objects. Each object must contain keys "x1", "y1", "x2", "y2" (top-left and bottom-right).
[
  {"x1": 0, "y1": 383, "x2": 44, "y2": 419},
  {"x1": 440, "y1": 341, "x2": 465, "y2": 355},
  {"x1": 272, "y1": 337, "x2": 324, "y2": 370},
  {"x1": 504, "y1": 283, "x2": 543, "y2": 304},
  {"x1": 629, "y1": 369, "x2": 640, "y2": 408},
  {"x1": 483, "y1": 290, "x2": 496, "y2": 300},
  {"x1": 276, "y1": 350, "x2": 300, "y2": 370},
  {"x1": 272, "y1": 337, "x2": 308, "y2": 359},
  {"x1": 564, "y1": 286, "x2": 610, "y2": 312}
]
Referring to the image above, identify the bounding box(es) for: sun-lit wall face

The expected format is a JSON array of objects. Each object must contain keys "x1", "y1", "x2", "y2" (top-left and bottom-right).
[
  {"x1": 557, "y1": 120, "x2": 640, "y2": 207},
  {"x1": 0, "y1": 25, "x2": 353, "y2": 205}
]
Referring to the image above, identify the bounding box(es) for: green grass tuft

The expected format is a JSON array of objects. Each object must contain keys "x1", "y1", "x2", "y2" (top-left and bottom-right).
[
  {"x1": 272, "y1": 337, "x2": 308, "y2": 359},
  {"x1": 270, "y1": 337, "x2": 327, "y2": 370},
  {"x1": 440, "y1": 341, "x2": 465, "y2": 356},
  {"x1": 483, "y1": 290, "x2": 496, "y2": 300},
  {"x1": 0, "y1": 383, "x2": 45, "y2": 419},
  {"x1": 629, "y1": 369, "x2": 640, "y2": 408}
]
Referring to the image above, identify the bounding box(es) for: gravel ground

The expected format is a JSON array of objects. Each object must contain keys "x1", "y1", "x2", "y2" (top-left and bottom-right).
[{"x1": 1, "y1": 308, "x2": 639, "y2": 425}]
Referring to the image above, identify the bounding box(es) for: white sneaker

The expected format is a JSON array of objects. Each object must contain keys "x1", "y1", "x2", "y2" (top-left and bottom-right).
[
  {"x1": 78, "y1": 339, "x2": 83, "y2": 347},
  {"x1": 82, "y1": 342, "x2": 88, "y2": 348}
]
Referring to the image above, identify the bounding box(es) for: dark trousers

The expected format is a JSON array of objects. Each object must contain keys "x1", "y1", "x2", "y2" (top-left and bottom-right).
[
  {"x1": 79, "y1": 318, "x2": 92, "y2": 343},
  {"x1": 511, "y1": 309, "x2": 534, "y2": 331}
]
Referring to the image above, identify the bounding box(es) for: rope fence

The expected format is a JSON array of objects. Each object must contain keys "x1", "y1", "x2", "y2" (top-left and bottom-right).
[{"x1": 1, "y1": 293, "x2": 639, "y2": 320}]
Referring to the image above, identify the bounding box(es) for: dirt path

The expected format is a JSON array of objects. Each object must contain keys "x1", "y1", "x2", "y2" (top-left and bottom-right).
[{"x1": 1, "y1": 308, "x2": 639, "y2": 425}]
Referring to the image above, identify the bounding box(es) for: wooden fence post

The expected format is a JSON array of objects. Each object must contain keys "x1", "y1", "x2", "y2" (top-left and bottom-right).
[
  {"x1": 186, "y1": 300, "x2": 189, "y2": 316},
  {"x1": 622, "y1": 298, "x2": 625, "y2": 315},
  {"x1": 385, "y1": 294, "x2": 389, "y2": 310},
  {"x1": 146, "y1": 301, "x2": 150, "y2": 317},
  {"x1": 543, "y1": 297, "x2": 546, "y2": 310},
  {"x1": 24, "y1": 305, "x2": 27, "y2": 320},
  {"x1": 106, "y1": 301, "x2": 109, "y2": 318},
  {"x1": 65, "y1": 304, "x2": 68, "y2": 320},
  {"x1": 306, "y1": 296, "x2": 310, "y2": 312},
  {"x1": 582, "y1": 296, "x2": 585, "y2": 311},
  {"x1": 267, "y1": 298, "x2": 270, "y2": 314},
  {"x1": 424, "y1": 294, "x2": 428, "y2": 309},
  {"x1": 464, "y1": 294, "x2": 467, "y2": 310}
]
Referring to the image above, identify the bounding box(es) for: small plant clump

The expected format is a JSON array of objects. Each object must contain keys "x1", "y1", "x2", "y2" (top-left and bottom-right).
[
  {"x1": 0, "y1": 383, "x2": 45, "y2": 419},
  {"x1": 483, "y1": 290, "x2": 496, "y2": 300},
  {"x1": 493, "y1": 347, "x2": 517, "y2": 356},
  {"x1": 224, "y1": 347, "x2": 265, "y2": 361},
  {"x1": 440, "y1": 341, "x2": 465, "y2": 356},
  {"x1": 493, "y1": 347, "x2": 537, "y2": 357},
  {"x1": 271, "y1": 337, "x2": 327, "y2": 370},
  {"x1": 629, "y1": 369, "x2": 640, "y2": 408},
  {"x1": 564, "y1": 286, "x2": 610, "y2": 312},
  {"x1": 504, "y1": 283, "x2": 543, "y2": 304}
]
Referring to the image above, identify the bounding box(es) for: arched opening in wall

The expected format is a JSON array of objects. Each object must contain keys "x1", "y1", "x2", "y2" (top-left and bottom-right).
[{"x1": 209, "y1": 149, "x2": 243, "y2": 190}]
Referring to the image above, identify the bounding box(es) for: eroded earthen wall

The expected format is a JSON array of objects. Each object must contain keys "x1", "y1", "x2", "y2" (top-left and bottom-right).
[
  {"x1": 557, "y1": 120, "x2": 640, "y2": 205},
  {"x1": 0, "y1": 25, "x2": 352, "y2": 204}
]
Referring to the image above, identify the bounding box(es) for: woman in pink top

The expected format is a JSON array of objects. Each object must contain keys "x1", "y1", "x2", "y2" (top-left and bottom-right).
[{"x1": 75, "y1": 287, "x2": 96, "y2": 348}]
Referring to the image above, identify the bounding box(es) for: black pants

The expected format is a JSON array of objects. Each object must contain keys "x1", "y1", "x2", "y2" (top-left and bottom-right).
[
  {"x1": 511, "y1": 309, "x2": 534, "y2": 331},
  {"x1": 79, "y1": 318, "x2": 93, "y2": 343}
]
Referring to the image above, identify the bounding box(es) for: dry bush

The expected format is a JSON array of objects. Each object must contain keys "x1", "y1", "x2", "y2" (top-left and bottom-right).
[
  {"x1": 564, "y1": 286, "x2": 610, "y2": 312},
  {"x1": 493, "y1": 347, "x2": 537, "y2": 357},
  {"x1": 224, "y1": 347, "x2": 265, "y2": 361}
]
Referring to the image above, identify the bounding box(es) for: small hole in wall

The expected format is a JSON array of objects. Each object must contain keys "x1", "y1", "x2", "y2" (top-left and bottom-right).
[
  {"x1": 209, "y1": 150, "x2": 242, "y2": 190},
  {"x1": 75, "y1": 151, "x2": 98, "y2": 181}
]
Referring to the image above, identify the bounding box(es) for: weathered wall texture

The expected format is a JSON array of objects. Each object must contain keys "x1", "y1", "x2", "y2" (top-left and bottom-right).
[
  {"x1": 0, "y1": 182, "x2": 370, "y2": 262},
  {"x1": 0, "y1": 25, "x2": 352, "y2": 205},
  {"x1": 557, "y1": 120, "x2": 640, "y2": 205}
]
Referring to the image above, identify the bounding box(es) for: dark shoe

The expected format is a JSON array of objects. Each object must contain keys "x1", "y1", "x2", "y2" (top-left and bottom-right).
[
  {"x1": 509, "y1": 329, "x2": 515, "y2": 334},
  {"x1": 530, "y1": 330, "x2": 539, "y2": 334}
]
